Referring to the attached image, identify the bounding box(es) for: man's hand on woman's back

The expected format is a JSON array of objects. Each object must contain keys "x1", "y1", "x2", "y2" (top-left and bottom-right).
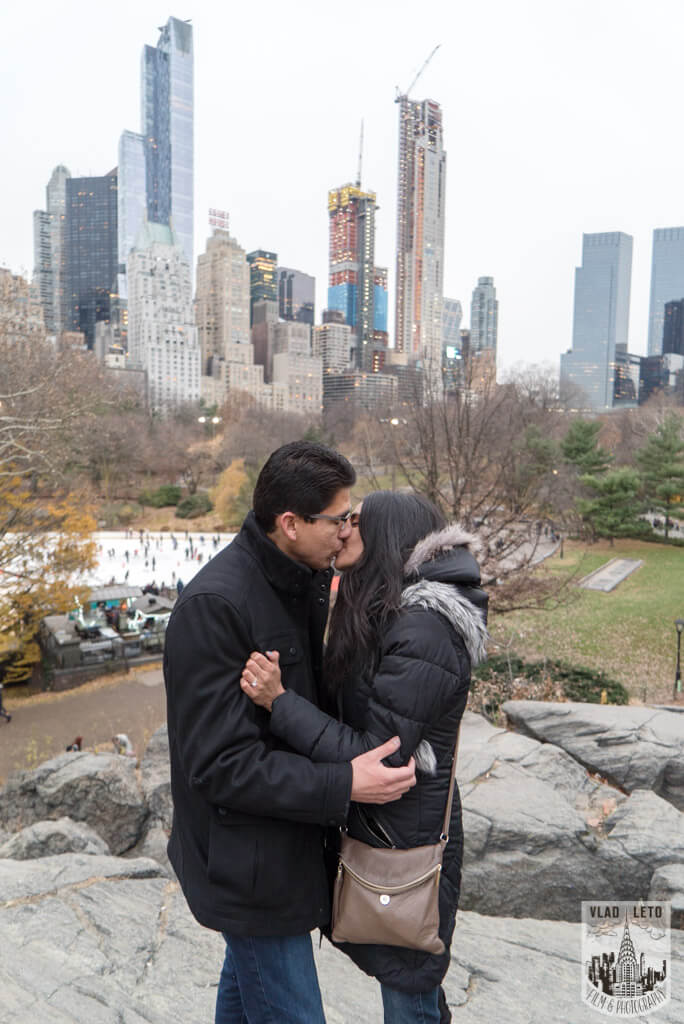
[{"x1": 350, "y1": 737, "x2": 416, "y2": 804}]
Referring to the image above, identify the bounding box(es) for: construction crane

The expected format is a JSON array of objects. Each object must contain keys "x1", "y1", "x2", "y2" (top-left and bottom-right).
[
  {"x1": 394, "y1": 44, "x2": 441, "y2": 102},
  {"x1": 356, "y1": 119, "x2": 364, "y2": 188}
]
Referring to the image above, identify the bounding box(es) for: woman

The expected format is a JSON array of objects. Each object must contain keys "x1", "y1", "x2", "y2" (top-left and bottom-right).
[{"x1": 241, "y1": 491, "x2": 488, "y2": 1023}]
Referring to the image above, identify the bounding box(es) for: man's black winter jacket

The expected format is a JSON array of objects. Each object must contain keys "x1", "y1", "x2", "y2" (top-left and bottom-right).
[{"x1": 163, "y1": 512, "x2": 352, "y2": 936}]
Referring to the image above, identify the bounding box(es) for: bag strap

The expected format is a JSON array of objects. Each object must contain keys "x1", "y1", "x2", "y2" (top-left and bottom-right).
[{"x1": 440, "y1": 720, "x2": 462, "y2": 843}]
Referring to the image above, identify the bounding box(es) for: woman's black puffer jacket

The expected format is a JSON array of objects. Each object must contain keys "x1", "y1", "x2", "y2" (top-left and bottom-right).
[{"x1": 269, "y1": 523, "x2": 488, "y2": 994}]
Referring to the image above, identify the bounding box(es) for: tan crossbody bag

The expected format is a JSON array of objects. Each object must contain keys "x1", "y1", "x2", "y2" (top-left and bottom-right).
[{"x1": 331, "y1": 728, "x2": 461, "y2": 955}]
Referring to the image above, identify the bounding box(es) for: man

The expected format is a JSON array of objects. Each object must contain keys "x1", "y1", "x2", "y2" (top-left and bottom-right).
[{"x1": 164, "y1": 442, "x2": 416, "y2": 1023}]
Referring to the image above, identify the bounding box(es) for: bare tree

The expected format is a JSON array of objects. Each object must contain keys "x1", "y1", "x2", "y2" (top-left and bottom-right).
[{"x1": 359, "y1": 362, "x2": 579, "y2": 612}]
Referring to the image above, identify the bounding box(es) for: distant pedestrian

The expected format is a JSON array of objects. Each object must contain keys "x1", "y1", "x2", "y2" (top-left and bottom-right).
[
  {"x1": 152, "y1": 556, "x2": 156, "y2": 571},
  {"x1": 112, "y1": 733, "x2": 136, "y2": 758},
  {"x1": 176, "y1": 578, "x2": 184, "y2": 596},
  {"x1": 0, "y1": 683, "x2": 11, "y2": 723}
]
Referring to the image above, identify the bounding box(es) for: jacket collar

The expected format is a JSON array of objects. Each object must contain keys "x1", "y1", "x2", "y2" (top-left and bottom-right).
[{"x1": 237, "y1": 511, "x2": 333, "y2": 596}]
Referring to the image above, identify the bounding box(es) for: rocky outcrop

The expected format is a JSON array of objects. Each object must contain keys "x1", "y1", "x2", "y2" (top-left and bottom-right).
[
  {"x1": 1, "y1": 853, "x2": 681, "y2": 1024},
  {"x1": 140, "y1": 723, "x2": 172, "y2": 831},
  {"x1": 0, "y1": 854, "x2": 220, "y2": 1023},
  {"x1": 1, "y1": 712, "x2": 682, "y2": 932},
  {"x1": 0, "y1": 816, "x2": 109, "y2": 860},
  {"x1": 457, "y1": 712, "x2": 684, "y2": 922},
  {"x1": 0, "y1": 751, "x2": 147, "y2": 854},
  {"x1": 650, "y1": 864, "x2": 684, "y2": 929},
  {"x1": 502, "y1": 700, "x2": 684, "y2": 810}
]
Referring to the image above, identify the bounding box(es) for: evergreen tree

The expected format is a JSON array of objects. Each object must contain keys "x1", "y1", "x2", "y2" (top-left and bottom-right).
[
  {"x1": 577, "y1": 468, "x2": 651, "y2": 545},
  {"x1": 561, "y1": 419, "x2": 612, "y2": 475},
  {"x1": 634, "y1": 414, "x2": 684, "y2": 539}
]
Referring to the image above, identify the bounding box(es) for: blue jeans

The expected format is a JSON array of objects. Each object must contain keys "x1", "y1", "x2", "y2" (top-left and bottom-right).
[
  {"x1": 215, "y1": 932, "x2": 326, "y2": 1024},
  {"x1": 380, "y1": 984, "x2": 441, "y2": 1024}
]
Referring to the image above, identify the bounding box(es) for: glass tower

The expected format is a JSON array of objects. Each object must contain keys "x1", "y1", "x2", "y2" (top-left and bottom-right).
[
  {"x1": 374, "y1": 267, "x2": 388, "y2": 333},
  {"x1": 470, "y1": 277, "x2": 498, "y2": 353},
  {"x1": 117, "y1": 130, "x2": 146, "y2": 299},
  {"x1": 560, "y1": 232, "x2": 633, "y2": 410},
  {"x1": 278, "y1": 267, "x2": 315, "y2": 326},
  {"x1": 64, "y1": 171, "x2": 118, "y2": 349},
  {"x1": 247, "y1": 250, "x2": 278, "y2": 326},
  {"x1": 141, "y1": 17, "x2": 194, "y2": 271},
  {"x1": 646, "y1": 227, "x2": 684, "y2": 356},
  {"x1": 32, "y1": 164, "x2": 71, "y2": 334},
  {"x1": 328, "y1": 184, "x2": 379, "y2": 371}
]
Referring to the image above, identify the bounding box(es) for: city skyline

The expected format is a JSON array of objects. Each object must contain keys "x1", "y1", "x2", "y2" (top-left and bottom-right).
[{"x1": 4, "y1": 0, "x2": 684, "y2": 370}]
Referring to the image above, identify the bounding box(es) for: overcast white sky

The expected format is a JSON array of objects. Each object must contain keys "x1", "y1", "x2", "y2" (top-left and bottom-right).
[{"x1": 2, "y1": 0, "x2": 684, "y2": 371}]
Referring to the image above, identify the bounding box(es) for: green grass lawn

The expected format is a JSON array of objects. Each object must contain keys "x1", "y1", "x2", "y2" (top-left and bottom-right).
[{"x1": 488, "y1": 538, "x2": 684, "y2": 705}]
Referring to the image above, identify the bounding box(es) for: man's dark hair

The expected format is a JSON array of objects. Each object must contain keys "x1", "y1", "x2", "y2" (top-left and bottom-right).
[{"x1": 253, "y1": 441, "x2": 356, "y2": 531}]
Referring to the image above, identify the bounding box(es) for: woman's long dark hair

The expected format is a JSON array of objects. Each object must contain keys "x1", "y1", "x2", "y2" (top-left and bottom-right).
[{"x1": 325, "y1": 490, "x2": 446, "y2": 694}]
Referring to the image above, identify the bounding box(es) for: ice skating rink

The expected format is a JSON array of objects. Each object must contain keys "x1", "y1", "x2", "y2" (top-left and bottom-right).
[{"x1": 90, "y1": 530, "x2": 236, "y2": 590}]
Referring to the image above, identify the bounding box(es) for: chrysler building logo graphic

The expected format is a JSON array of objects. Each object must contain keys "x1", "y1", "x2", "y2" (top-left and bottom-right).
[{"x1": 582, "y1": 902, "x2": 671, "y2": 1017}]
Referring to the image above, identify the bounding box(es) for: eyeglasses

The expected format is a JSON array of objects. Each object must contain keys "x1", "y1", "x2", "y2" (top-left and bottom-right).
[{"x1": 303, "y1": 509, "x2": 353, "y2": 526}]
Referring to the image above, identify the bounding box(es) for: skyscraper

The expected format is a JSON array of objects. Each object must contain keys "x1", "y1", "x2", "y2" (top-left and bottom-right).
[
  {"x1": 647, "y1": 227, "x2": 684, "y2": 356},
  {"x1": 32, "y1": 165, "x2": 71, "y2": 334},
  {"x1": 470, "y1": 277, "x2": 498, "y2": 353},
  {"x1": 277, "y1": 267, "x2": 315, "y2": 326},
  {"x1": 560, "y1": 232, "x2": 633, "y2": 410},
  {"x1": 374, "y1": 267, "x2": 388, "y2": 334},
  {"x1": 117, "y1": 131, "x2": 147, "y2": 298},
  {"x1": 442, "y1": 297, "x2": 463, "y2": 390},
  {"x1": 394, "y1": 97, "x2": 446, "y2": 384},
  {"x1": 127, "y1": 221, "x2": 200, "y2": 412},
  {"x1": 195, "y1": 225, "x2": 250, "y2": 373},
  {"x1": 327, "y1": 184, "x2": 379, "y2": 371},
  {"x1": 246, "y1": 250, "x2": 277, "y2": 326},
  {"x1": 663, "y1": 299, "x2": 684, "y2": 356},
  {"x1": 141, "y1": 17, "x2": 194, "y2": 270},
  {"x1": 442, "y1": 297, "x2": 462, "y2": 350},
  {"x1": 313, "y1": 319, "x2": 353, "y2": 375},
  {"x1": 64, "y1": 171, "x2": 118, "y2": 349}
]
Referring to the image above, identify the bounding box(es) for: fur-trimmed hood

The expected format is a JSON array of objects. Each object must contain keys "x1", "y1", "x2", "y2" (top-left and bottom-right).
[
  {"x1": 404, "y1": 523, "x2": 481, "y2": 576},
  {"x1": 400, "y1": 522, "x2": 489, "y2": 668}
]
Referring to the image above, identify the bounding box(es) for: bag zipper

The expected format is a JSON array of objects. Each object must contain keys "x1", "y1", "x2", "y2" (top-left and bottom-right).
[{"x1": 337, "y1": 859, "x2": 441, "y2": 894}]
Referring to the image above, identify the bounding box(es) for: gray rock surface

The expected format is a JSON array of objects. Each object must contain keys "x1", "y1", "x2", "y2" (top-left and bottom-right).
[
  {"x1": 650, "y1": 864, "x2": 684, "y2": 929},
  {"x1": 0, "y1": 751, "x2": 147, "y2": 854},
  {"x1": 140, "y1": 724, "x2": 172, "y2": 831},
  {"x1": 0, "y1": 852, "x2": 163, "y2": 902},
  {"x1": 502, "y1": 700, "x2": 684, "y2": 809},
  {"x1": 0, "y1": 855, "x2": 219, "y2": 1023},
  {"x1": 0, "y1": 816, "x2": 109, "y2": 859},
  {"x1": 125, "y1": 823, "x2": 174, "y2": 878},
  {"x1": 1, "y1": 854, "x2": 681, "y2": 1024},
  {"x1": 457, "y1": 712, "x2": 684, "y2": 922}
]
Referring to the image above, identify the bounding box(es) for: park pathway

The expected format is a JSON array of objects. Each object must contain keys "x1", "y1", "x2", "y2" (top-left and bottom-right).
[{"x1": 0, "y1": 667, "x2": 167, "y2": 785}]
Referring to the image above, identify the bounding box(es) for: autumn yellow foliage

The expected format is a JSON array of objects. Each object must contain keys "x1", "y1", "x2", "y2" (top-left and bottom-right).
[
  {"x1": 210, "y1": 459, "x2": 248, "y2": 527},
  {"x1": 0, "y1": 474, "x2": 96, "y2": 683}
]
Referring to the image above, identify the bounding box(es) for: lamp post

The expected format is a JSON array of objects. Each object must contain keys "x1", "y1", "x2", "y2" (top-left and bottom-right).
[
  {"x1": 198, "y1": 415, "x2": 222, "y2": 440},
  {"x1": 675, "y1": 619, "x2": 684, "y2": 700}
]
